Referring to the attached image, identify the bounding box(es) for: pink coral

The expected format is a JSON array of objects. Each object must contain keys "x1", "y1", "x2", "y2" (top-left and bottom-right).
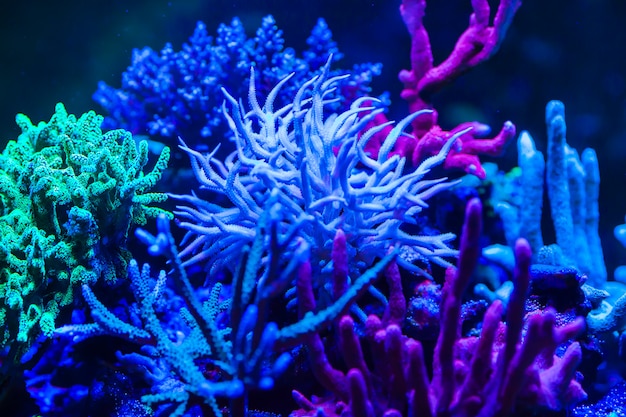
[{"x1": 364, "y1": 0, "x2": 520, "y2": 178}]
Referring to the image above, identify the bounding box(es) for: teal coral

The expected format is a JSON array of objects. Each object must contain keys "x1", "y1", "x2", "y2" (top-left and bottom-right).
[{"x1": 0, "y1": 103, "x2": 170, "y2": 362}]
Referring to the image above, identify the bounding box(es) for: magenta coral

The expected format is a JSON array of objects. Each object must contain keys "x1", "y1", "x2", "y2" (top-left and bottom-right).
[{"x1": 365, "y1": 0, "x2": 520, "y2": 178}]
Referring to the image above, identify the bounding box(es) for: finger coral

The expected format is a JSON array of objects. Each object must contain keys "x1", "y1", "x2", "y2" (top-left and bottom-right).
[
  {"x1": 292, "y1": 199, "x2": 587, "y2": 417},
  {"x1": 362, "y1": 0, "x2": 519, "y2": 179}
]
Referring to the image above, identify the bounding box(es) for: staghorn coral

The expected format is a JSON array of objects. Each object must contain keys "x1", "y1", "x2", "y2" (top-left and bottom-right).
[
  {"x1": 54, "y1": 207, "x2": 396, "y2": 416},
  {"x1": 0, "y1": 103, "x2": 170, "y2": 364}
]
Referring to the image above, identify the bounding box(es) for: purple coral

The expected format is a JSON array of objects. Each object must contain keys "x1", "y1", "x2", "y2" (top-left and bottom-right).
[{"x1": 291, "y1": 199, "x2": 586, "y2": 416}]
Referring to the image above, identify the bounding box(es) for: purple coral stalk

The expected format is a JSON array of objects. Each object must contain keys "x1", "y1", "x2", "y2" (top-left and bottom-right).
[{"x1": 291, "y1": 198, "x2": 587, "y2": 416}]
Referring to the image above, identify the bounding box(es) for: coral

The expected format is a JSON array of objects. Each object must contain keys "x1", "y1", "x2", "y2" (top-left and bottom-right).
[
  {"x1": 614, "y1": 218, "x2": 626, "y2": 283},
  {"x1": 172, "y1": 59, "x2": 461, "y2": 284},
  {"x1": 0, "y1": 103, "x2": 170, "y2": 364},
  {"x1": 292, "y1": 199, "x2": 587, "y2": 416},
  {"x1": 405, "y1": 278, "x2": 490, "y2": 341},
  {"x1": 526, "y1": 265, "x2": 590, "y2": 319},
  {"x1": 23, "y1": 336, "x2": 151, "y2": 417},
  {"x1": 55, "y1": 209, "x2": 396, "y2": 416},
  {"x1": 478, "y1": 101, "x2": 620, "y2": 397},
  {"x1": 93, "y1": 15, "x2": 381, "y2": 151},
  {"x1": 586, "y1": 282, "x2": 626, "y2": 335},
  {"x1": 585, "y1": 279, "x2": 626, "y2": 382},
  {"x1": 362, "y1": 0, "x2": 519, "y2": 179},
  {"x1": 4, "y1": 0, "x2": 625, "y2": 415},
  {"x1": 488, "y1": 100, "x2": 607, "y2": 287},
  {"x1": 572, "y1": 381, "x2": 626, "y2": 417}
]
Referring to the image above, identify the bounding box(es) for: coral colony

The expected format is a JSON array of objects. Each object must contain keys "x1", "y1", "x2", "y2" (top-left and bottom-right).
[{"x1": 3, "y1": 0, "x2": 626, "y2": 416}]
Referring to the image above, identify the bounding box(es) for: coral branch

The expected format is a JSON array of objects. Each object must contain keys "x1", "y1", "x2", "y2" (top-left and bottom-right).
[
  {"x1": 292, "y1": 198, "x2": 586, "y2": 416},
  {"x1": 365, "y1": 0, "x2": 520, "y2": 178}
]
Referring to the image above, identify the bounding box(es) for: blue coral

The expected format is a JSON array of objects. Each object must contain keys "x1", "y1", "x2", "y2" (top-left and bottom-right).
[
  {"x1": 172, "y1": 59, "x2": 461, "y2": 284},
  {"x1": 51, "y1": 203, "x2": 396, "y2": 416},
  {"x1": 486, "y1": 101, "x2": 607, "y2": 287},
  {"x1": 93, "y1": 15, "x2": 382, "y2": 151}
]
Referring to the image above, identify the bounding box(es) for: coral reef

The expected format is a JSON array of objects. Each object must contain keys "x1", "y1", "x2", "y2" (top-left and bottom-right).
[
  {"x1": 292, "y1": 199, "x2": 586, "y2": 417},
  {"x1": 2, "y1": 0, "x2": 626, "y2": 416}
]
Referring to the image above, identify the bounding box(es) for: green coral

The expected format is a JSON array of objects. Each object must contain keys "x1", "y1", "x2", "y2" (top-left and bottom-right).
[{"x1": 0, "y1": 102, "x2": 170, "y2": 361}]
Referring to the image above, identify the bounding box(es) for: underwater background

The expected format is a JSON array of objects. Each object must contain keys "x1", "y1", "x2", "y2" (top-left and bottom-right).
[{"x1": 1, "y1": 0, "x2": 626, "y2": 416}]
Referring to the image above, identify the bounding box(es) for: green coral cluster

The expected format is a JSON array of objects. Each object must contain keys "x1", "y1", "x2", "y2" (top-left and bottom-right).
[{"x1": 0, "y1": 103, "x2": 170, "y2": 361}]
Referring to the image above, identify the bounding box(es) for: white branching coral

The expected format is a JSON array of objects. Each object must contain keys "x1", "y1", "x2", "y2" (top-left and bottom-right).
[{"x1": 172, "y1": 60, "x2": 463, "y2": 278}]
